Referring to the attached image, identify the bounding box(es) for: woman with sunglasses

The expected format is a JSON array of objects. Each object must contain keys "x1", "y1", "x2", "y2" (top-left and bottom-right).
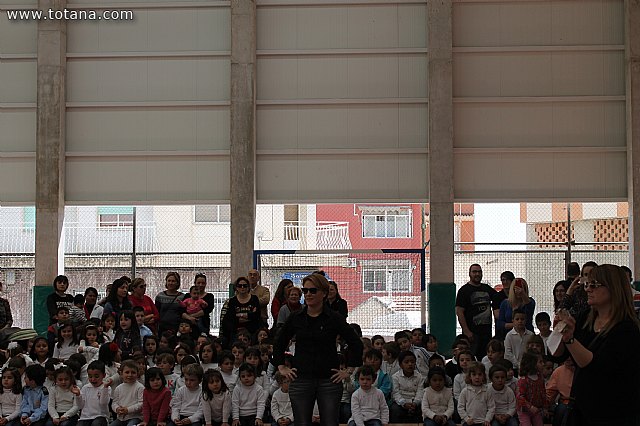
[
  {"x1": 273, "y1": 273, "x2": 363, "y2": 426},
  {"x1": 554, "y1": 264, "x2": 640, "y2": 426},
  {"x1": 129, "y1": 277, "x2": 160, "y2": 334},
  {"x1": 219, "y1": 276, "x2": 262, "y2": 348}
]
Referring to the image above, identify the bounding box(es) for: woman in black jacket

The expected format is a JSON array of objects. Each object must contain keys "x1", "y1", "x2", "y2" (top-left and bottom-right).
[
  {"x1": 326, "y1": 280, "x2": 348, "y2": 318},
  {"x1": 274, "y1": 273, "x2": 362, "y2": 426}
]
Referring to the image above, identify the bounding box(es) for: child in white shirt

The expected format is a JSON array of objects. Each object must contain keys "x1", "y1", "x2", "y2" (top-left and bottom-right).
[
  {"x1": 487, "y1": 365, "x2": 516, "y2": 426},
  {"x1": 111, "y1": 360, "x2": 145, "y2": 426},
  {"x1": 170, "y1": 364, "x2": 204, "y2": 426},
  {"x1": 421, "y1": 368, "x2": 454, "y2": 426},
  {"x1": 231, "y1": 364, "x2": 267, "y2": 426},
  {"x1": 72, "y1": 361, "x2": 112, "y2": 426},
  {"x1": 457, "y1": 362, "x2": 495, "y2": 426},
  {"x1": 202, "y1": 369, "x2": 231, "y2": 426},
  {"x1": 349, "y1": 366, "x2": 389, "y2": 426},
  {"x1": 270, "y1": 373, "x2": 293, "y2": 426},
  {"x1": 0, "y1": 367, "x2": 22, "y2": 426}
]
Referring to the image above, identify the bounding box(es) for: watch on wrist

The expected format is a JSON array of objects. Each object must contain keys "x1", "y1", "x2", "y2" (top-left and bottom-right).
[{"x1": 564, "y1": 337, "x2": 575, "y2": 345}]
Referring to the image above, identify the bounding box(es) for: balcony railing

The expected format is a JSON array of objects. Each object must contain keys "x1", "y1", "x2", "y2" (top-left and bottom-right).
[{"x1": 283, "y1": 221, "x2": 352, "y2": 250}]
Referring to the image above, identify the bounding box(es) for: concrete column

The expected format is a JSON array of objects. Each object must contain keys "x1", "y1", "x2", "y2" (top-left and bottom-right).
[
  {"x1": 427, "y1": 0, "x2": 455, "y2": 351},
  {"x1": 627, "y1": 0, "x2": 640, "y2": 284},
  {"x1": 230, "y1": 0, "x2": 257, "y2": 281},
  {"x1": 34, "y1": 0, "x2": 66, "y2": 285}
]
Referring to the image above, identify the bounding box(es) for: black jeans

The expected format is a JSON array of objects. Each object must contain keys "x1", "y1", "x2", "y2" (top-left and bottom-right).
[{"x1": 289, "y1": 377, "x2": 341, "y2": 426}]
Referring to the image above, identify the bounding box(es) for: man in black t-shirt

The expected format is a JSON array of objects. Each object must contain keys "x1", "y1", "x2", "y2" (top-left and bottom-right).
[{"x1": 455, "y1": 264, "x2": 499, "y2": 358}]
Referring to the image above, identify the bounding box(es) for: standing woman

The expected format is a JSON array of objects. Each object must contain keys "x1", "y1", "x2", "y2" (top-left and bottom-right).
[
  {"x1": 46, "y1": 275, "x2": 75, "y2": 324},
  {"x1": 83, "y1": 287, "x2": 104, "y2": 320},
  {"x1": 274, "y1": 273, "x2": 363, "y2": 426},
  {"x1": 129, "y1": 277, "x2": 160, "y2": 333},
  {"x1": 271, "y1": 279, "x2": 294, "y2": 324},
  {"x1": 276, "y1": 286, "x2": 303, "y2": 326},
  {"x1": 155, "y1": 271, "x2": 185, "y2": 335},
  {"x1": 182, "y1": 273, "x2": 216, "y2": 334},
  {"x1": 555, "y1": 264, "x2": 640, "y2": 426},
  {"x1": 103, "y1": 277, "x2": 133, "y2": 329},
  {"x1": 219, "y1": 276, "x2": 261, "y2": 347},
  {"x1": 0, "y1": 280, "x2": 13, "y2": 330},
  {"x1": 326, "y1": 280, "x2": 348, "y2": 318},
  {"x1": 497, "y1": 277, "x2": 536, "y2": 334}
]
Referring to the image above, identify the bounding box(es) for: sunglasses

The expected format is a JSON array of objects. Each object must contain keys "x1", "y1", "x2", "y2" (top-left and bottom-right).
[
  {"x1": 236, "y1": 284, "x2": 249, "y2": 288},
  {"x1": 301, "y1": 287, "x2": 319, "y2": 295},
  {"x1": 584, "y1": 281, "x2": 606, "y2": 290}
]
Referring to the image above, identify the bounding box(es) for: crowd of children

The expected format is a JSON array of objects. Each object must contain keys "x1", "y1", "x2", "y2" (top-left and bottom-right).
[{"x1": 0, "y1": 280, "x2": 576, "y2": 426}]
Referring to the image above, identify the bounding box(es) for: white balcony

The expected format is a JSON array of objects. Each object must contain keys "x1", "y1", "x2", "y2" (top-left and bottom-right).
[{"x1": 283, "y1": 221, "x2": 352, "y2": 250}]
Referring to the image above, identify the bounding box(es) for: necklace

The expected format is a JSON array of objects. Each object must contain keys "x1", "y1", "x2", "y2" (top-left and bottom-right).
[{"x1": 594, "y1": 317, "x2": 609, "y2": 332}]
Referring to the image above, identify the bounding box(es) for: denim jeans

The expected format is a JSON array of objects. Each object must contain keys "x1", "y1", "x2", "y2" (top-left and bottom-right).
[
  {"x1": 424, "y1": 418, "x2": 456, "y2": 426},
  {"x1": 168, "y1": 416, "x2": 202, "y2": 426},
  {"x1": 339, "y1": 403, "x2": 351, "y2": 424},
  {"x1": 389, "y1": 402, "x2": 421, "y2": 423},
  {"x1": 347, "y1": 420, "x2": 381, "y2": 426},
  {"x1": 77, "y1": 418, "x2": 108, "y2": 426},
  {"x1": 110, "y1": 418, "x2": 142, "y2": 426},
  {"x1": 492, "y1": 417, "x2": 519, "y2": 426},
  {"x1": 45, "y1": 416, "x2": 79, "y2": 426},
  {"x1": 289, "y1": 377, "x2": 342, "y2": 426}
]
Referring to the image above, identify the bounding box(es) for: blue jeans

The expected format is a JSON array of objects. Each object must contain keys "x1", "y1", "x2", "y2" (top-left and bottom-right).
[
  {"x1": 347, "y1": 420, "x2": 381, "y2": 426},
  {"x1": 339, "y1": 403, "x2": 352, "y2": 424},
  {"x1": 389, "y1": 402, "x2": 421, "y2": 423},
  {"x1": 289, "y1": 377, "x2": 342, "y2": 426},
  {"x1": 168, "y1": 416, "x2": 202, "y2": 426},
  {"x1": 110, "y1": 419, "x2": 141, "y2": 426},
  {"x1": 424, "y1": 418, "x2": 456, "y2": 426},
  {"x1": 78, "y1": 418, "x2": 107, "y2": 426},
  {"x1": 45, "y1": 417, "x2": 79, "y2": 426},
  {"x1": 492, "y1": 417, "x2": 519, "y2": 426}
]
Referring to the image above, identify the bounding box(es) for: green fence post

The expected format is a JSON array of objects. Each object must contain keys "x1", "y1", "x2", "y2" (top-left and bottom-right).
[
  {"x1": 428, "y1": 282, "x2": 456, "y2": 358},
  {"x1": 33, "y1": 286, "x2": 51, "y2": 336}
]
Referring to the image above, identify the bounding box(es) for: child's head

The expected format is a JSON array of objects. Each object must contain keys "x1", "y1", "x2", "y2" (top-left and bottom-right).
[
  {"x1": 98, "y1": 342, "x2": 120, "y2": 366},
  {"x1": 253, "y1": 328, "x2": 270, "y2": 345},
  {"x1": 398, "y1": 350, "x2": 417, "y2": 376},
  {"x1": 495, "y1": 359, "x2": 514, "y2": 380},
  {"x1": 542, "y1": 356, "x2": 554, "y2": 379},
  {"x1": 411, "y1": 328, "x2": 424, "y2": 346},
  {"x1": 274, "y1": 371, "x2": 290, "y2": 392},
  {"x1": 231, "y1": 341, "x2": 246, "y2": 365},
  {"x1": 178, "y1": 320, "x2": 193, "y2": 336},
  {"x1": 428, "y1": 353, "x2": 445, "y2": 370},
  {"x1": 189, "y1": 285, "x2": 201, "y2": 299},
  {"x1": 219, "y1": 350, "x2": 235, "y2": 374},
  {"x1": 159, "y1": 331, "x2": 177, "y2": 350},
  {"x1": 174, "y1": 342, "x2": 193, "y2": 366},
  {"x1": 7, "y1": 355, "x2": 27, "y2": 375},
  {"x1": 29, "y1": 337, "x2": 49, "y2": 362},
  {"x1": 526, "y1": 335, "x2": 544, "y2": 354},
  {"x1": 519, "y1": 351, "x2": 543, "y2": 377},
  {"x1": 393, "y1": 331, "x2": 412, "y2": 351},
  {"x1": 356, "y1": 365, "x2": 375, "y2": 390},
  {"x1": 465, "y1": 361, "x2": 487, "y2": 386},
  {"x1": 24, "y1": 364, "x2": 46, "y2": 388},
  {"x1": 73, "y1": 293, "x2": 85, "y2": 308},
  {"x1": 145, "y1": 367, "x2": 166, "y2": 390},
  {"x1": 535, "y1": 312, "x2": 551, "y2": 335},
  {"x1": 57, "y1": 321, "x2": 78, "y2": 347},
  {"x1": 156, "y1": 353, "x2": 176, "y2": 375},
  {"x1": 238, "y1": 363, "x2": 256, "y2": 386},
  {"x1": 143, "y1": 335, "x2": 159, "y2": 356},
  {"x1": 486, "y1": 339, "x2": 505, "y2": 364},
  {"x1": 132, "y1": 306, "x2": 146, "y2": 327},
  {"x1": 245, "y1": 347, "x2": 264, "y2": 372},
  {"x1": 203, "y1": 368, "x2": 228, "y2": 399},
  {"x1": 489, "y1": 364, "x2": 508, "y2": 390},
  {"x1": 83, "y1": 324, "x2": 101, "y2": 344},
  {"x1": 512, "y1": 309, "x2": 527, "y2": 331},
  {"x1": 120, "y1": 359, "x2": 140, "y2": 383},
  {"x1": 103, "y1": 313, "x2": 116, "y2": 331},
  {"x1": 363, "y1": 349, "x2": 382, "y2": 373},
  {"x1": 236, "y1": 330, "x2": 251, "y2": 346},
  {"x1": 56, "y1": 306, "x2": 70, "y2": 322},
  {"x1": 54, "y1": 366, "x2": 75, "y2": 389},
  {"x1": 86, "y1": 360, "x2": 106, "y2": 386},
  {"x1": 371, "y1": 335, "x2": 385, "y2": 351},
  {"x1": 427, "y1": 366, "x2": 446, "y2": 391},
  {"x1": 67, "y1": 355, "x2": 86, "y2": 381},
  {"x1": 182, "y1": 363, "x2": 204, "y2": 390},
  {"x1": 458, "y1": 349, "x2": 474, "y2": 372},
  {"x1": 199, "y1": 339, "x2": 216, "y2": 364},
  {"x1": 132, "y1": 353, "x2": 147, "y2": 377},
  {"x1": 422, "y1": 334, "x2": 438, "y2": 352},
  {"x1": 0, "y1": 367, "x2": 22, "y2": 394},
  {"x1": 119, "y1": 310, "x2": 135, "y2": 331},
  {"x1": 382, "y1": 341, "x2": 399, "y2": 362}
]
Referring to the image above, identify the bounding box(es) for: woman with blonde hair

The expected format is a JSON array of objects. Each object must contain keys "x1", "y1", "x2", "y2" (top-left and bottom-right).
[
  {"x1": 555, "y1": 264, "x2": 640, "y2": 426},
  {"x1": 497, "y1": 277, "x2": 536, "y2": 335}
]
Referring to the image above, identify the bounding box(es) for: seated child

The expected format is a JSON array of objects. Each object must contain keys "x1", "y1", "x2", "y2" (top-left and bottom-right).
[
  {"x1": 390, "y1": 351, "x2": 424, "y2": 423},
  {"x1": 111, "y1": 360, "x2": 145, "y2": 426},
  {"x1": 487, "y1": 365, "x2": 516, "y2": 426},
  {"x1": 422, "y1": 367, "x2": 454, "y2": 426},
  {"x1": 231, "y1": 364, "x2": 267, "y2": 426},
  {"x1": 457, "y1": 362, "x2": 495, "y2": 426},
  {"x1": 20, "y1": 365, "x2": 49, "y2": 426},
  {"x1": 73, "y1": 360, "x2": 111, "y2": 426},
  {"x1": 348, "y1": 366, "x2": 389, "y2": 426},
  {"x1": 170, "y1": 364, "x2": 204, "y2": 426},
  {"x1": 481, "y1": 340, "x2": 505, "y2": 373},
  {"x1": 270, "y1": 373, "x2": 293, "y2": 426},
  {"x1": 534, "y1": 312, "x2": 552, "y2": 354}
]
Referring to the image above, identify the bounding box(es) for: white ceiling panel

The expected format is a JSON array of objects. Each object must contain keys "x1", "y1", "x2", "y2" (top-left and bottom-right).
[
  {"x1": 454, "y1": 101, "x2": 625, "y2": 148},
  {"x1": 0, "y1": 158, "x2": 35, "y2": 203},
  {"x1": 0, "y1": 15, "x2": 36, "y2": 54},
  {"x1": 0, "y1": 61, "x2": 36, "y2": 103},
  {"x1": 0, "y1": 111, "x2": 36, "y2": 151},
  {"x1": 454, "y1": 152, "x2": 626, "y2": 200}
]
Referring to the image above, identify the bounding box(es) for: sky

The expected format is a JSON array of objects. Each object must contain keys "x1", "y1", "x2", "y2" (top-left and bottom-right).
[{"x1": 474, "y1": 203, "x2": 527, "y2": 250}]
